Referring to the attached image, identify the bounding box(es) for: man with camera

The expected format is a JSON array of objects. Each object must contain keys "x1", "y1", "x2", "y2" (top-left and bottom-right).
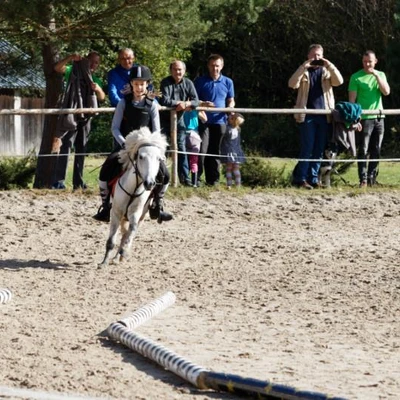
[{"x1": 289, "y1": 44, "x2": 343, "y2": 189}]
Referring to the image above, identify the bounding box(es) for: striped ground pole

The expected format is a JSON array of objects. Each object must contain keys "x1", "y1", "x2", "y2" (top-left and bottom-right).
[
  {"x1": 107, "y1": 291, "x2": 176, "y2": 340},
  {"x1": 107, "y1": 292, "x2": 347, "y2": 400},
  {"x1": 198, "y1": 371, "x2": 348, "y2": 400},
  {"x1": 109, "y1": 323, "x2": 207, "y2": 387},
  {"x1": 0, "y1": 288, "x2": 12, "y2": 304}
]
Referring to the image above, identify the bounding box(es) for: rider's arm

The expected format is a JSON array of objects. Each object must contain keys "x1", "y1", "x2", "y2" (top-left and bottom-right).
[{"x1": 150, "y1": 101, "x2": 161, "y2": 132}]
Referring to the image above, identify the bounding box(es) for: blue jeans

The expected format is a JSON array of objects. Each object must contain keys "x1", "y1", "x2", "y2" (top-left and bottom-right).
[
  {"x1": 177, "y1": 120, "x2": 190, "y2": 184},
  {"x1": 294, "y1": 115, "x2": 329, "y2": 185}
]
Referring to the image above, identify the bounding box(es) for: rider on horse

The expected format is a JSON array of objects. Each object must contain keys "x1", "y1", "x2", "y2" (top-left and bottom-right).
[{"x1": 93, "y1": 65, "x2": 173, "y2": 224}]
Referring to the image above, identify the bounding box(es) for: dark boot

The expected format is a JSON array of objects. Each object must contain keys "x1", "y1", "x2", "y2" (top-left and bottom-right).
[
  {"x1": 157, "y1": 198, "x2": 173, "y2": 224},
  {"x1": 149, "y1": 184, "x2": 173, "y2": 224},
  {"x1": 93, "y1": 203, "x2": 111, "y2": 222},
  {"x1": 93, "y1": 186, "x2": 111, "y2": 223}
]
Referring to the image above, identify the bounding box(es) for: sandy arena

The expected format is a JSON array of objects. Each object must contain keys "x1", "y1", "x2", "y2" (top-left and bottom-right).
[{"x1": 0, "y1": 189, "x2": 399, "y2": 400}]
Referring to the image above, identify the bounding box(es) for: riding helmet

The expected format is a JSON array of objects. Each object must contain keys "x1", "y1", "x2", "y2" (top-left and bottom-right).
[{"x1": 130, "y1": 65, "x2": 152, "y2": 81}]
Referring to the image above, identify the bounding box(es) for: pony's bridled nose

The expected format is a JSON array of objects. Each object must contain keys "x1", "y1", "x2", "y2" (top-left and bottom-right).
[{"x1": 143, "y1": 180, "x2": 155, "y2": 190}]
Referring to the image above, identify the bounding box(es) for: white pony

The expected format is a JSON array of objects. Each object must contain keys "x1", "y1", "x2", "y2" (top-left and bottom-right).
[{"x1": 99, "y1": 127, "x2": 168, "y2": 267}]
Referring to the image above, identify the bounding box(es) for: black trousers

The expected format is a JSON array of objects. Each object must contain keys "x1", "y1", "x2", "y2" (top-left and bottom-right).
[
  {"x1": 53, "y1": 121, "x2": 90, "y2": 189},
  {"x1": 199, "y1": 123, "x2": 226, "y2": 185}
]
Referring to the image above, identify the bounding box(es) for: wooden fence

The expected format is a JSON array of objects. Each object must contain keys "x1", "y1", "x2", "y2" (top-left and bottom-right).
[{"x1": 1, "y1": 106, "x2": 398, "y2": 186}]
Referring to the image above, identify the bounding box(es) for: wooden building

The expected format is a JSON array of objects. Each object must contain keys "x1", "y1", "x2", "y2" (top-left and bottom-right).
[{"x1": 0, "y1": 40, "x2": 46, "y2": 156}]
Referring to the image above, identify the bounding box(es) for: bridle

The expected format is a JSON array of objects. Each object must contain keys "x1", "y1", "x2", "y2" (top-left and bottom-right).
[{"x1": 118, "y1": 143, "x2": 160, "y2": 218}]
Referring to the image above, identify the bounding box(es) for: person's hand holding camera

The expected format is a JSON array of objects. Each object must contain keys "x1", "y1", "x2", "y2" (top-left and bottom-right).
[{"x1": 304, "y1": 58, "x2": 328, "y2": 69}]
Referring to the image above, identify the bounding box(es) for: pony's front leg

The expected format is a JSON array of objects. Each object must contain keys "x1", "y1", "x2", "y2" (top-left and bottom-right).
[
  {"x1": 98, "y1": 217, "x2": 120, "y2": 268},
  {"x1": 118, "y1": 212, "x2": 142, "y2": 262},
  {"x1": 114, "y1": 219, "x2": 129, "y2": 263}
]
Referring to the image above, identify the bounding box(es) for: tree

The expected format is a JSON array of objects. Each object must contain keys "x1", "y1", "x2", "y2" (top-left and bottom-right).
[
  {"x1": 0, "y1": 0, "x2": 210, "y2": 187},
  {"x1": 188, "y1": 0, "x2": 398, "y2": 155}
]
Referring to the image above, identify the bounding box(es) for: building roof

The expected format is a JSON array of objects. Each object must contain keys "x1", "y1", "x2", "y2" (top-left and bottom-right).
[{"x1": 0, "y1": 40, "x2": 45, "y2": 90}]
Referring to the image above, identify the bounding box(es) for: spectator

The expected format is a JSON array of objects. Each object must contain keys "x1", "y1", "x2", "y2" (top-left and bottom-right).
[
  {"x1": 93, "y1": 65, "x2": 172, "y2": 224},
  {"x1": 194, "y1": 54, "x2": 235, "y2": 186},
  {"x1": 288, "y1": 44, "x2": 343, "y2": 189},
  {"x1": 52, "y1": 51, "x2": 105, "y2": 190},
  {"x1": 220, "y1": 112, "x2": 246, "y2": 188},
  {"x1": 183, "y1": 109, "x2": 207, "y2": 187},
  {"x1": 107, "y1": 48, "x2": 136, "y2": 107},
  {"x1": 348, "y1": 50, "x2": 390, "y2": 187},
  {"x1": 159, "y1": 60, "x2": 200, "y2": 186}
]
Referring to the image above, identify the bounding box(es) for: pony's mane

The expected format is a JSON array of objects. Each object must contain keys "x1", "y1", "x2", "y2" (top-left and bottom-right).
[{"x1": 119, "y1": 127, "x2": 168, "y2": 170}]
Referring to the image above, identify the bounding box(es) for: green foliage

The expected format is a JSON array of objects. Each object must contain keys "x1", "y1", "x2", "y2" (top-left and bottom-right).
[
  {"x1": 241, "y1": 114, "x2": 300, "y2": 158},
  {"x1": 87, "y1": 112, "x2": 114, "y2": 154},
  {"x1": 0, "y1": 152, "x2": 37, "y2": 189},
  {"x1": 240, "y1": 154, "x2": 291, "y2": 188},
  {"x1": 0, "y1": 0, "x2": 211, "y2": 82}
]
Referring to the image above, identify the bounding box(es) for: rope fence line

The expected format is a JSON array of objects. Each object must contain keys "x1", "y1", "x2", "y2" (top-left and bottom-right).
[{"x1": 4, "y1": 150, "x2": 400, "y2": 165}]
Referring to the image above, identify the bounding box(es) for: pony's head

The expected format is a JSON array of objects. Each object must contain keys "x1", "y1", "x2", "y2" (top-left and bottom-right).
[{"x1": 119, "y1": 127, "x2": 168, "y2": 190}]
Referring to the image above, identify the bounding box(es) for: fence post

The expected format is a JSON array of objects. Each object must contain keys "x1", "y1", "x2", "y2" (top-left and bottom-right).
[{"x1": 169, "y1": 109, "x2": 178, "y2": 187}]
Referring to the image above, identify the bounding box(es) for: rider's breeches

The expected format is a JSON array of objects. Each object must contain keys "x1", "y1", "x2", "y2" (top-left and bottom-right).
[{"x1": 99, "y1": 148, "x2": 122, "y2": 183}]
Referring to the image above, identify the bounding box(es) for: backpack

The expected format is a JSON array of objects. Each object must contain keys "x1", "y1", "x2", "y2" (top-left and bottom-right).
[{"x1": 335, "y1": 101, "x2": 362, "y2": 127}]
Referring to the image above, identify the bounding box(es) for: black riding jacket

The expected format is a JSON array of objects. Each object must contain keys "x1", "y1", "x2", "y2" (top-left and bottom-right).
[{"x1": 120, "y1": 94, "x2": 154, "y2": 137}]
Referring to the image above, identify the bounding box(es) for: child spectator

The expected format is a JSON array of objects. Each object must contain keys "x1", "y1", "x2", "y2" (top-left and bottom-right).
[
  {"x1": 220, "y1": 113, "x2": 246, "y2": 188},
  {"x1": 183, "y1": 109, "x2": 207, "y2": 187}
]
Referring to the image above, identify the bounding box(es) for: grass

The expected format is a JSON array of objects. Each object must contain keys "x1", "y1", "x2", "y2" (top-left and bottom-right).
[{"x1": 55, "y1": 155, "x2": 400, "y2": 195}]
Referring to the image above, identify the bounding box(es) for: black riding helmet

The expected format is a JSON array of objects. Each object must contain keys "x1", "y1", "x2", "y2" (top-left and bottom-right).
[{"x1": 130, "y1": 65, "x2": 152, "y2": 81}]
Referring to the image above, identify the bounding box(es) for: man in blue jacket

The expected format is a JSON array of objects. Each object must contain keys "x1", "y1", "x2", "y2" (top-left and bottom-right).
[{"x1": 107, "y1": 48, "x2": 136, "y2": 107}]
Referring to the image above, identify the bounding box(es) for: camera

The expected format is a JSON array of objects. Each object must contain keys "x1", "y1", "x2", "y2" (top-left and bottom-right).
[{"x1": 310, "y1": 59, "x2": 324, "y2": 66}]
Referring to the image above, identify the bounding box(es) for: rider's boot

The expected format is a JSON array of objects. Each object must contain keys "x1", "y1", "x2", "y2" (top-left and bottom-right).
[
  {"x1": 149, "y1": 184, "x2": 173, "y2": 224},
  {"x1": 93, "y1": 181, "x2": 111, "y2": 223}
]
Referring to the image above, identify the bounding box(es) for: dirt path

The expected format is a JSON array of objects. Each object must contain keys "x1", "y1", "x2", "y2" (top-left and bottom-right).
[{"x1": 0, "y1": 189, "x2": 399, "y2": 400}]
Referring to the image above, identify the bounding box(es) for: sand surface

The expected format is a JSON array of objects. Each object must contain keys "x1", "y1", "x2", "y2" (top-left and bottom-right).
[{"x1": 0, "y1": 189, "x2": 399, "y2": 400}]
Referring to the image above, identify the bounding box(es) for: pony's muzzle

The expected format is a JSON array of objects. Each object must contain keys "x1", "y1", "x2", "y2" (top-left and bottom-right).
[{"x1": 143, "y1": 180, "x2": 156, "y2": 191}]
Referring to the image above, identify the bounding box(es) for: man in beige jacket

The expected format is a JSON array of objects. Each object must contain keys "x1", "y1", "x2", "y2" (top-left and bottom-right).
[{"x1": 289, "y1": 44, "x2": 343, "y2": 189}]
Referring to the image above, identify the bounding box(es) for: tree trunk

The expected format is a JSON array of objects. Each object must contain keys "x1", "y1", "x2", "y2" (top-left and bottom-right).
[{"x1": 33, "y1": 42, "x2": 63, "y2": 188}]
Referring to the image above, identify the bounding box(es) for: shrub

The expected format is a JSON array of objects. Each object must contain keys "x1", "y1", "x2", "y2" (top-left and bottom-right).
[
  {"x1": 0, "y1": 152, "x2": 37, "y2": 189},
  {"x1": 240, "y1": 153, "x2": 291, "y2": 188}
]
